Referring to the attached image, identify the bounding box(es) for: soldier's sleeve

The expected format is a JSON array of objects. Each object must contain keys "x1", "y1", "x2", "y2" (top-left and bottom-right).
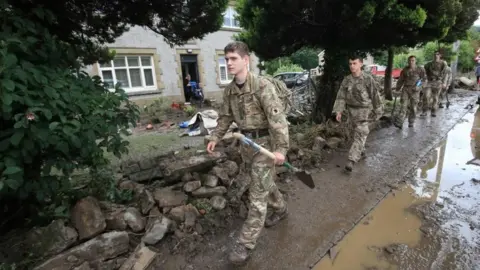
[
  {"x1": 396, "y1": 68, "x2": 406, "y2": 90},
  {"x1": 209, "y1": 89, "x2": 233, "y2": 143},
  {"x1": 258, "y1": 80, "x2": 289, "y2": 156},
  {"x1": 368, "y1": 76, "x2": 383, "y2": 112},
  {"x1": 441, "y1": 62, "x2": 448, "y2": 86},
  {"x1": 332, "y1": 77, "x2": 347, "y2": 113}
]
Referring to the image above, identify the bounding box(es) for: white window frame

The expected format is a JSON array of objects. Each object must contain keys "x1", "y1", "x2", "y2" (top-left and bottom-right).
[
  {"x1": 223, "y1": 6, "x2": 240, "y2": 29},
  {"x1": 97, "y1": 55, "x2": 157, "y2": 93},
  {"x1": 218, "y1": 56, "x2": 234, "y2": 84}
]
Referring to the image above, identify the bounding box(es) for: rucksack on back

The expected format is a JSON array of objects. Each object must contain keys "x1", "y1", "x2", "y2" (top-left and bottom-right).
[{"x1": 252, "y1": 75, "x2": 293, "y2": 115}]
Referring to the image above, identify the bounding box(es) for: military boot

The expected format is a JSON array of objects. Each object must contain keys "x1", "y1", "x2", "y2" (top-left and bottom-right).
[
  {"x1": 431, "y1": 111, "x2": 436, "y2": 117},
  {"x1": 265, "y1": 207, "x2": 288, "y2": 228},
  {"x1": 408, "y1": 122, "x2": 414, "y2": 127},
  {"x1": 345, "y1": 160, "x2": 354, "y2": 172},
  {"x1": 439, "y1": 103, "x2": 444, "y2": 108},
  {"x1": 361, "y1": 152, "x2": 366, "y2": 159},
  {"x1": 420, "y1": 111, "x2": 427, "y2": 117},
  {"x1": 228, "y1": 243, "x2": 250, "y2": 265}
]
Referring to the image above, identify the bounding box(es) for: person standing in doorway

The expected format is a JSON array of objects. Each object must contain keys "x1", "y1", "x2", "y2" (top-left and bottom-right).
[
  {"x1": 332, "y1": 55, "x2": 384, "y2": 172},
  {"x1": 206, "y1": 41, "x2": 289, "y2": 265}
]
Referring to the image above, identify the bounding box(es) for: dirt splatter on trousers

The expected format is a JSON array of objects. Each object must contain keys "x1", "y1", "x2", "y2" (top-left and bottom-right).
[
  {"x1": 347, "y1": 107, "x2": 371, "y2": 162},
  {"x1": 396, "y1": 86, "x2": 420, "y2": 125},
  {"x1": 422, "y1": 81, "x2": 442, "y2": 113},
  {"x1": 237, "y1": 137, "x2": 286, "y2": 249}
]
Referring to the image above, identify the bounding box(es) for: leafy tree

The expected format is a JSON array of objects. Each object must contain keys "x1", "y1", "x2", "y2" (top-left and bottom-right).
[
  {"x1": 236, "y1": 0, "x2": 480, "y2": 121},
  {"x1": 8, "y1": 0, "x2": 229, "y2": 64},
  {"x1": 264, "y1": 57, "x2": 293, "y2": 75},
  {"x1": 458, "y1": 40, "x2": 475, "y2": 72},
  {"x1": 290, "y1": 47, "x2": 322, "y2": 70},
  {"x1": 1, "y1": 0, "x2": 229, "y2": 231}
]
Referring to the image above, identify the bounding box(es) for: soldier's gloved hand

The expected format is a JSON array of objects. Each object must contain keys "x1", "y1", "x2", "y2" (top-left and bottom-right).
[{"x1": 273, "y1": 152, "x2": 285, "y2": 165}]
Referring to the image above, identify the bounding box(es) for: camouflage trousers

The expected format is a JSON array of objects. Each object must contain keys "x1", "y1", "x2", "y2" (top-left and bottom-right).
[
  {"x1": 347, "y1": 107, "x2": 371, "y2": 163},
  {"x1": 422, "y1": 81, "x2": 442, "y2": 113},
  {"x1": 395, "y1": 86, "x2": 420, "y2": 125},
  {"x1": 237, "y1": 137, "x2": 286, "y2": 250}
]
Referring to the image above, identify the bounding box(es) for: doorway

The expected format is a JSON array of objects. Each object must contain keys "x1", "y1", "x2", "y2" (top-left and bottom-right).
[{"x1": 180, "y1": 54, "x2": 199, "y2": 102}]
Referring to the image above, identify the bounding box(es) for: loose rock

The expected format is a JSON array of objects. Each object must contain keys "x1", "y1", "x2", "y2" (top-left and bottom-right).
[
  {"x1": 119, "y1": 244, "x2": 157, "y2": 270},
  {"x1": 210, "y1": 196, "x2": 227, "y2": 210},
  {"x1": 33, "y1": 231, "x2": 129, "y2": 270},
  {"x1": 153, "y1": 187, "x2": 187, "y2": 208},
  {"x1": 169, "y1": 206, "x2": 186, "y2": 223},
  {"x1": 221, "y1": 160, "x2": 239, "y2": 177},
  {"x1": 71, "y1": 196, "x2": 106, "y2": 240},
  {"x1": 211, "y1": 166, "x2": 231, "y2": 186},
  {"x1": 100, "y1": 202, "x2": 127, "y2": 231},
  {"x1": 142, "y1": 216, "x2": 174, "y2": 245},
  {"x1": 124, "y1": 207, "x2": 146, "y2": 232},
  {"x1": 325, "y1": 137, "x2": 343, "y2": 149},
  {"x1": 138, "y1": 189, "x2": 155, "y2": 215},
  {"x1": 24, "y1": 219, "x2": 78, "y2": 258},
  {"x1": 312, "y1": 136, "x2": 327, "y2": 151},
  {"x1": 191, "y1": 186, "x2": 227, "y2": 198},
  {"x1": 204, "y1": 174, "x2": 219, "y2": 187},
  {"x1": 184, "y1": 181, "x2": 202, "y2": 192},
  {"x1": 181, "y1": 172, "x2": 194, "y2": 182}
]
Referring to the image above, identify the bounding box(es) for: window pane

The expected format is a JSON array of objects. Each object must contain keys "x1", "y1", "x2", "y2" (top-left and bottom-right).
[
  {"x1": 141, "y1": 56, "x2": 152, "y2": 66},
  {"x1": 115, "y1": 69, "x2": 129, "y2": 87},
  {"x1": 223, "y1": 17, "x2": 231, "y2": 27},
  {"x1": 220, "y1": 66, "x2": 227, "y2": 81},
  {"x1": 129, "y1": 68, "x2": 142, "y2": 87},
  {"x1": 127, "y1": 56, "x2": 139, "y2": 67},
  {"x1": 101, "y1": 70, "x2": 114, "y2": 88},
  {"x1": 144, "y1": 69, "x2": 154, "y2": 86},
  {"x1": 218, "y1": 58, "x2": 226, "y2": 65},
  {"x1": 113, "y1": 57, "x2": 126, "y2": 67}
]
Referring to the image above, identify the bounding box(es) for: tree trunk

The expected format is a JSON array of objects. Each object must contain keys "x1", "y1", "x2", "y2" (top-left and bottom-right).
[
  {"x1": 312, "y1": 49, "x2": 350, "y2": 123},
  {"x1": 384, "y1": 47, "x2": 394, "y2": 101}
]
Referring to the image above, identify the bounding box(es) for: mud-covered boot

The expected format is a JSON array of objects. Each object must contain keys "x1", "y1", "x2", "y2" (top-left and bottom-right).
[
  {"x1": 345, "y1": 160, "x2": 354, "y2": 172},
  {"x1": 431, "y1": 111, "x2": 436, "y2": 117},
  {"x1": 439, "y1": 103, "x2": 444, "y2": 108},
  {"x1": 408, "y1": 122, "x2": 414, "y2": 127},
  {"x1": 361, "y1": 152, "x2": 366, "y2": 159},
  {"x1": 265, "y1": 207, "x2": 288, "y2": 228},
  {"x1": 228, "y1": 243, "x2": 250, "y2": 265}
]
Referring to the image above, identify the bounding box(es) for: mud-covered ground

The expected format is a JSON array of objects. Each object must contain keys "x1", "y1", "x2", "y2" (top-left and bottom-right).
[
  {"x1": 315, "y1": 104, "x2": 480, "y2": 270},
  {"x1": 148, "y1": 90, "x2": 479, "y2": 270}
]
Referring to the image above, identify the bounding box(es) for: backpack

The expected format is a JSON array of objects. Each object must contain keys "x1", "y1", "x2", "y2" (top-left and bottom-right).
[{"x1": 252, "y1": 75, "x2": 293, "y2": 115}]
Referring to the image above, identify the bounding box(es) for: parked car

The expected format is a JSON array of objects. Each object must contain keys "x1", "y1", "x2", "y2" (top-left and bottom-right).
[
  {"x1": 274, "y1": 72, "x2": 307, "y2": 88},
  {"x1": 365, "y1": 64, "x2": 402, "y2": 79}
]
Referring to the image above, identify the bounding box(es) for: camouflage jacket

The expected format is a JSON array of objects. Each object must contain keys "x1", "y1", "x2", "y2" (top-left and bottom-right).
[
  {"x1": 332, "y1": 72, "x2": 383, "y2": 114},
  {"x1": 396, "y1": 66, "x2": 426, "y2": 90},
  {"x1": 424, "y1": 60, "x2": 447, "y2": 83},
  {"x1": 209, "y1": 72, "x2": 289, "y2": 155}
]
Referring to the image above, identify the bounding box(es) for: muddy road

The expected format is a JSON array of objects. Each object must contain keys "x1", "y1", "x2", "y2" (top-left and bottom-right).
[
  {"x1": 314, "y1": 106, "x2": 480, "y2": 269},
  {"x1": 158, "y1": 90, "x2": 479, "y2": 270}
]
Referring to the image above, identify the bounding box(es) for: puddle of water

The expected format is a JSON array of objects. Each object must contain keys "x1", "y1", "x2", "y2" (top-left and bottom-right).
[{"x1": 314, "y1": 108, "x2": 480, "y2": 270}]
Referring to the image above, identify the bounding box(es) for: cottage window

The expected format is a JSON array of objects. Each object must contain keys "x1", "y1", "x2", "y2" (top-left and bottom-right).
[
  {"x1": 218, "y1": 57, "x2": 234, "y2": 84},
  {"x1": 223, "y1": 6, "x2": 240, "y2": 28},
  {"x1": 98, "y1": 55, "x2": 157, "y2": 92}
]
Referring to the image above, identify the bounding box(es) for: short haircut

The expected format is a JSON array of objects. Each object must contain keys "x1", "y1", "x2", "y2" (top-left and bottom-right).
[
  {"x1": 434, "y1": 50, "x2": 441, "y2": 55},
  {"x1": 349, "y1": 55, "x2": 363, "y2": 63},
  {"x1": 408, "y1": 55, "x2": 416, "y2": 60},
  {"x1": 224, "y1": 41, "x2": 250, "y2": 57}
]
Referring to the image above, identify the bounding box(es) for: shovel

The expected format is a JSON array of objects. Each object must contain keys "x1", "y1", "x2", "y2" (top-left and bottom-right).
[{"x1": 232, "y1": 132, "x2": 315, "y2": 189}]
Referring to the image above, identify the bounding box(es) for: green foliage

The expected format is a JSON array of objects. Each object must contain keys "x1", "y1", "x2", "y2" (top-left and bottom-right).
[
  {"x1": 289, "y1": 47, "x2": 321, "y2": 70},
  {"x1": 144, "y1": 97, "x2": 174, "y2": 123},
  {"x1": 264, "y1": 57, "x2": 292, "y2": 75},
  {"x1": 7, "y1": 0, "x2": 229, "y2": 65},
  {"x1": 274, "y1": 63, "x2": 304, "y2": 75},
  {"x1": 458, "y1": 40, "x2": 476, "y2": 72},
  {"x1": 0, "y1": 4, "x2": 139, "y2": 227},
  {"x1": 421, "y1": 41, "x2": 455, "y2": 63}
]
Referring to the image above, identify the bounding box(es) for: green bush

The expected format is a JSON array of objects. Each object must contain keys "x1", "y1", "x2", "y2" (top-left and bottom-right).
[
  {"x1": 274, "y1": 63, "x2": 304, "y2": 75},
  {"x1": 0, "y1": 4, "x2": 139, "y2": 228}
]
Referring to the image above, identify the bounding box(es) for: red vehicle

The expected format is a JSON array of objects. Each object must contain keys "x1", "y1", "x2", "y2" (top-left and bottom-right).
[{"x1": 365, "y1": 64, "x2": 402, "y2": 79}]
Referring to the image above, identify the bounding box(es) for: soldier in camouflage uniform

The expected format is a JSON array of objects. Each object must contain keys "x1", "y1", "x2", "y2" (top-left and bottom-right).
[
  {"x1": 393, "y1": 55, "x2": 426, "y2": 128},
  {"x1": 333, "y1": 55, "x2": 384, "y2": 172},
  {"x1": 439, "y1": 64, "x2": 452, "y2": 108},
  {"x1": 206, "y1": 41, "x2": 289, "y2": 265},
  {"x1": 422, "y1": 51, "x2": 447, "y2": 117}
]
